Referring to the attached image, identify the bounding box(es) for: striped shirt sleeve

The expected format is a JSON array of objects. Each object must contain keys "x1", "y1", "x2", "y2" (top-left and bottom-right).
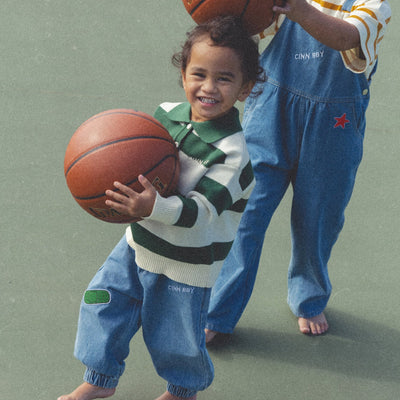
[{"x1": 343, "y1": 0, "x2": 391, "y2": 74}]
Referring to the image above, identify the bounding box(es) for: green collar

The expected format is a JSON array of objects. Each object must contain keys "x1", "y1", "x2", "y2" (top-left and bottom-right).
[{"x1": 166, "y1": 102, "x2": 242, "y2": 143}]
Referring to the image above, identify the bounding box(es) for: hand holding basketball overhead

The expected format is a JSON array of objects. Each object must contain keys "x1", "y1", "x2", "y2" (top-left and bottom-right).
[
  {"x1": 105, "y1": 176, "x2": 156, "y2": 220},
  {"x1": 182, "y1": 0, "x2": 286, "y2": 36}
]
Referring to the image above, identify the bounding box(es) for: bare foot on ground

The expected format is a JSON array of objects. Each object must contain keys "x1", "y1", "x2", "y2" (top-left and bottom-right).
[
  {"x1": 57, "y1": 382, "x2": 115, "y2": 400},
  {"x1": 205, "y1": 328, "x2": 218, "y2": 344},
  {"x1": 298, "y1": 313, "x2": 329, "y2": 335},
  {"x1": 155, "y1": 391, "x2": 197, "y2": 400}
]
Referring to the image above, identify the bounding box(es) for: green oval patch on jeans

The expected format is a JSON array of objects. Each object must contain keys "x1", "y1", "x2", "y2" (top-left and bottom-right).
[{"x1": 84, "y1": 290, "x2": 111, "y2": 305}]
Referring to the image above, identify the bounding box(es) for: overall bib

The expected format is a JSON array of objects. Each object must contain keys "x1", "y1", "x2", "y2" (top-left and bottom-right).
[{"x1": 207, "y1": 5, "x2": 371, "y2": 332}]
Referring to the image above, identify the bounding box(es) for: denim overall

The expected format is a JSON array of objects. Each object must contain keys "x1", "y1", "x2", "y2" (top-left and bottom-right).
[{"x1": 207, "y1": 3, "x2": 371, "y2": 333}]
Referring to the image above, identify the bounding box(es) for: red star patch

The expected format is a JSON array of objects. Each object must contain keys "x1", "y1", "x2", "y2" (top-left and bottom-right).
[{"x1": 334, "y1": 113, "x2": 350, "y2": 129}]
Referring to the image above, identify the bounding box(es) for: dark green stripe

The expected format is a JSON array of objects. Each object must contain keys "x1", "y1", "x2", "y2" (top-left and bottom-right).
[
  {"x1": 175, "y1": 196, "x2": 198, "y2": 228},
  {"x1": 195, "y1": 177, "x2": 232, "y2": 215},
  {"x1": 239, "y1": 161, "x2": 254, "y2": 190},
  {"x1": 229, "y1": 198, "x2": 248, "y2": 213},
  {"x1": 131, "y1": 224, "x2": 232, "y2": 265},
  {"x1": 153, "y1": 107, "x2": 178, "y2": 133},
  {"x1": 155, "y1": 112, "x2": 227, "y2": 169},
  {"x1": 180, "y1": 134, "x2": 226, "y2": 168}
]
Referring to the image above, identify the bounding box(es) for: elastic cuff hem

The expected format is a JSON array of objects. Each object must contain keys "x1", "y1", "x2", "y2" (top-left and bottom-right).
[
  {"x1": 84, "y1": 368, "x2": 119, "y2": 389},
  {"x1": 167, "y1": 383, "x2": 197, "y2": 398}
]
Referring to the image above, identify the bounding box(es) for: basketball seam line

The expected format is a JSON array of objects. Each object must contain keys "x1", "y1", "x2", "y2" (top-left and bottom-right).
[
  {"x1": 65, "y1": 136, "x2": 175, "y2": 177},
  {"x1": 83, "y1": 110, "x2": 168, "y2": 133},
  {"x1": 190, "y1": 0, "x2": 253, "y2": 20},
  {"x1": 71, "y1": 153, "x2": 179, "y2": 200},
  {"x1": 189, "y1": 0, "x2": 207, "y2": 16},
  {"x1": 241, "y1": 0, "x2": 252, "y2": 18}
]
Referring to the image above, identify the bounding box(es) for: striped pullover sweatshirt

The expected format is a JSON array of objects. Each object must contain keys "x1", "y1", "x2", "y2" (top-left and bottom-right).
[
  {"x1": 126, "y1": 102, "x2": 255, "y2": 288},
  {"x1": 261, "y1": 0, "x2": 391, "y2": 79}
]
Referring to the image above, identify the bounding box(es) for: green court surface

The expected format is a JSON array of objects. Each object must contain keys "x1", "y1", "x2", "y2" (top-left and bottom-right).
[{"x1": 1, "y1": 1, "x2": 399, "y2": 399}]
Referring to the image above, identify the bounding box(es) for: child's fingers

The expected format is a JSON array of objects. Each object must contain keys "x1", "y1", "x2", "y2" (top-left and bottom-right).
[
  {"x1": 112, "y1": 181, "x2": 138, "y2": 196},
  {"x1": 138, "y1": 175, "x2": 156, "y2": 191},
  {"x1": 105, "y1": 189, "x2": 127, "y2": 203},
  {"x1": 105, "y1": 199, "x2": 121, "y2": 209}
]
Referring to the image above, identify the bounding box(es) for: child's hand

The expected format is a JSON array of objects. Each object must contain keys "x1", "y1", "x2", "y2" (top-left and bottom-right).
[
  {"x1": 273, "y1": 0, "x2": 309, "y2": 23},
  {"x1": 105, "y1": 175, "x2": 156, "y2": 220}
]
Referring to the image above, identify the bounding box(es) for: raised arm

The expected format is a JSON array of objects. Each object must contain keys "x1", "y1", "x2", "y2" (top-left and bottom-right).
[{"x1": 274, "y1": 0, "x2": 360, "y2": 51}]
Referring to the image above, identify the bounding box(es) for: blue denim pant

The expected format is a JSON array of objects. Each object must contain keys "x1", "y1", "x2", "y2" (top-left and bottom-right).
[{"x1": 74, "y1": 236, "x2": 214, "y2": 397}]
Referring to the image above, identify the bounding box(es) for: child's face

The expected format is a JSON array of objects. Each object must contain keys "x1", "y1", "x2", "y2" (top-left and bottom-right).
[{"x1": 181, "y1": 38, "x2": 253, "y2": 123}]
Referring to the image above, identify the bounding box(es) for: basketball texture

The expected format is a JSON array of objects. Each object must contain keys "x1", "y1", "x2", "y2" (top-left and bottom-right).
[
  {"x1": 64, "y1": 109, "x2": 180, "y2": 223},
  {"x1": 182, "y1": 0, "x2": 285, "y2": 36}
]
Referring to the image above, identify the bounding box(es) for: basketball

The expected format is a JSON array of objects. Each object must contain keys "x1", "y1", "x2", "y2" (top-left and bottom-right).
[
  {"x1": 182, "y1": 0, "x2": 285, "y2": 36},
  {"x1": 64, "y1": 109, "x2": 180, "y2": 223}
]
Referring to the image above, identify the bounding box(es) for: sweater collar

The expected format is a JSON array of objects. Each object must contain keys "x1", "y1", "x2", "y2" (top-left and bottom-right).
[{"x1": 166, "y1": 102, "x2": 242, "y2": 143}]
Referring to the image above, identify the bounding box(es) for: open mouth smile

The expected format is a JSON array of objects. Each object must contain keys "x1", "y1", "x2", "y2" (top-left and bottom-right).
[{"x1": 199, "y1": 97, "x2": 218, "y2": 104}]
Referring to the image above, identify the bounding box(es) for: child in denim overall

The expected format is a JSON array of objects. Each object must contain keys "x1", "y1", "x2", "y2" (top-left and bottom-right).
[{"x1": 206, "y1": 0, "x2": 391, "y2": 339}]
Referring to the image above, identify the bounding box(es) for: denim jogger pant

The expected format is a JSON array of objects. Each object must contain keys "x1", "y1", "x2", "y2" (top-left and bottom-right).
[{"x1": 74, "y1": 235, "x2": 214, "y2": 397}]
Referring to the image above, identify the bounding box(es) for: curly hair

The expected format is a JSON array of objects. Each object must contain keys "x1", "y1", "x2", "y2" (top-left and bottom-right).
[{"x1": 172, "y1": 16, "x2": 265, "y2": 95}]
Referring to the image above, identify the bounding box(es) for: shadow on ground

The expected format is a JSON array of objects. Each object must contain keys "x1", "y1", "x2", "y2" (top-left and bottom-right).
[{"x1": 208, "y1": 309, "x2": 400, "y2": 382}]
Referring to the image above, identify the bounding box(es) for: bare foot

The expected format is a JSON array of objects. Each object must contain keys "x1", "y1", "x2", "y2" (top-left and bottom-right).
[
  {"x1": 57, "y1": 382, "x2": 116, "y2": 400},
  {"x1": 298, "y1": 313, "x2": 329, "y2": 335},
  {"x1": 155, "y1": 391, "x2": 197, "y2": 400},
  {"x1": 205, "y1": 328, "x2": 218, "y2": 344}
]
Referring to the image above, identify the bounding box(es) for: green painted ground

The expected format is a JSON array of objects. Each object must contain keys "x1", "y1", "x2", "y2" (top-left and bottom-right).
[{"x1": 1, "y1": 1, "x2": 398, "y2": 399}]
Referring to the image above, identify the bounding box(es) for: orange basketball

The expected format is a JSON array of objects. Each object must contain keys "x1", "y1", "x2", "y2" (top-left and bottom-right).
[
  {"x1": 182, "y1": 0, "x2": 285, "y2": 36},
  {"x1": 64, "y1": 109, "x2": 180, "y2": 223}
]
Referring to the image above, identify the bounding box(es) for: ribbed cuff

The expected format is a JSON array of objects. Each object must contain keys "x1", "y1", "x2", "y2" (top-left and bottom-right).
[
  {"x1": 167, "y1": 383, "x2": 197, "y2": 398},
  {"x1": 84, "y1": 368, "x2": 119, "y2": 389},
  {"x1": 145, "y1": 192, "x2": 181, "y2": 225}
]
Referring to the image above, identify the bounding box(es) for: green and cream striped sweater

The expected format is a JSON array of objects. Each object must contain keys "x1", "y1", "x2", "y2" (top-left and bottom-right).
[{"x1": 126, "y1": 102, "x2": 255, "y2": 288}]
